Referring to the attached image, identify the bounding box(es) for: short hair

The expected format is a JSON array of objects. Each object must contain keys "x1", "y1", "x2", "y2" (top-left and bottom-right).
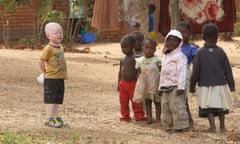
[
  {"x1": 149, "y1": 4, "x2": 156, "y2": 11},
  {"x1": 144, "y1": 38, "x2": 156, "y2": 48},
  {"x1": 120, "y1": 34, "x2": 135, "y2": 48},
  {"x1": 45, "y1": 22, "x2": 62, "y2": 35},
  {"x1": 202, "y1": 23, "x2": 218, "y2": 42},
  {"x1": 130, "y1": 31, "x2": 144, "y2": 39},
  {"x1": 176, "y1": 21, "x2": 191, "y2": 33}
]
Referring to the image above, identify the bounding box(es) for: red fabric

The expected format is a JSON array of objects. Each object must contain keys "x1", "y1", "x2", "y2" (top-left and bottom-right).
[
  {"x1": 119, "y1": 80, "x2": 145, "y2": 121},
  {"x1": 159, "y1": 0, "x2": 171, "y2": 36},
  {"x1": 182, "y1": 0, "x2": 236, "y2": 33},
  {"x1": 159, "y1": 0, "x2": 236, "y2": 35}
]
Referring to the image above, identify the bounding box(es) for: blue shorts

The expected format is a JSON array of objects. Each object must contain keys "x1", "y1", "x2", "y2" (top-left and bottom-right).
[{"x1": 44, "y1": 79, "x2": 65, "y2": 104}]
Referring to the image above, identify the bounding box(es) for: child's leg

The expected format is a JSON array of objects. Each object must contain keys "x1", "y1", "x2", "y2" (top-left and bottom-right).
[
  {"x1": 207, "y1": 113, "x2": 216, "y2": 132},
  {"x1": 53, "y1": 104, "x2": 59, "y2": 117},
  {"x1": 119, "y1": 80, "x2": 131, "y2": 121},
  {"x1": 145, "y1": 99, "x2": 152, "y2": 124},
  {"x1": 154, "y1": 101, "x2": 161, "y2": 122},
  {"x1": 129, "y1": 82, "x2": 145, "y2": 121},
  {"x1": 119, "y1": 90, "x2": 130, "y2": 121},
  {"x1": 46, "y1": 104, "x2": 58, "y2": 118},
  {"x1": 185, "y1": 97, "x2": 194, "y2": 128},
  {"x1": 132, "y1": 101, "x2": 146, "y2": 121},
  {"x1": 161, "y1": 93, "x2": 173, "y2": 130},
  {"x1": 219, "y1": 113, "x2": 226, "y2": 132}
]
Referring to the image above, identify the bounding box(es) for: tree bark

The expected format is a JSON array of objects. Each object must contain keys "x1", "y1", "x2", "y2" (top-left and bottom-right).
[{"x1": 169, "y1": 0, "x2": 180, "y2": 29}]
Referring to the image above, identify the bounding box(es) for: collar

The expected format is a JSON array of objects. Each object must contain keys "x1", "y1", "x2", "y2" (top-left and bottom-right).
[{"x1": 49, "y1": 43, "x2": 61, "y2": 48}]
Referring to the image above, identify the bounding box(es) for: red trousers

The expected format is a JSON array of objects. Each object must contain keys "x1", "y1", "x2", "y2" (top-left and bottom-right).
[{"x1": 119, "y1": 80, "x2": 145, "y2": 121}]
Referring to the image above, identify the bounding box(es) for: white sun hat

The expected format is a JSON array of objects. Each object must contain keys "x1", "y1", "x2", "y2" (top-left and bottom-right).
[{"x1": 166, "y1": 29, "x2": 183, "y2": 40}]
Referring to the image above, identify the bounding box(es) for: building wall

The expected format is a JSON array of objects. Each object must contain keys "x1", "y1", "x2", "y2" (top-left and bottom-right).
[
  {"x1": 0, "y1": 0, "x2": 69, "y2": 42},
  {"x1": 97, "y1": 22, "x2": 133, "y2": 42},
  {"x1": 0, "y1": 1, "x2": 239, "y2": 42}
]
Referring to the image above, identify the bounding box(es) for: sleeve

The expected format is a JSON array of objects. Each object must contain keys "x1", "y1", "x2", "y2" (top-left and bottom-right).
[
  {"x1": 135, "y1": 57, "x2": 142, "y2": 69},
  {"x1": 191, "y1": 46, "x2": 198, "y2": 59},
  {"x1": 190, "y1": 52, "x2": 200, "y2": 91},
  {"x1": 223, "y1": 52, "x2": 235, "y2": 91},
  {"x1": 177, "y1": 54, "x2": 187, "y2": 90},
  {"x1": 156, "y1": 56, "x2": 162, "y2": 67},
  {"x1": 40, "y1": 46, "x2": 50, "y2": 61}
]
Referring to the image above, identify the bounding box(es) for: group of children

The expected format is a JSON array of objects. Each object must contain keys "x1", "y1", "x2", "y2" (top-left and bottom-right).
[
  {"x1": 38, "y1": 20, "x2": 235, "y2": 133},
  {"x1": 117, "y1": 21, "x2": 235, "y2": 133}
]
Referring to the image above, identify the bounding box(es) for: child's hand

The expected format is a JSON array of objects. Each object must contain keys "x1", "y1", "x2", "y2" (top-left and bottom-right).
[
  {"x1": 230, "y1": 87, "x2": 235, "y2": 92},
  {"x1": 176, "y1": 89, "x2": 184, "y2": 96},
  {"x1": 190, "y1": 86, "x2": 196, "y2": 93}
]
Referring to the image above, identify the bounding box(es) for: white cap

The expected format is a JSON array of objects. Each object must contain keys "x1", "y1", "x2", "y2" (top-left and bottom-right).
[{"x1": 166, "y1": 29, "x2": 183, "y2": 40}]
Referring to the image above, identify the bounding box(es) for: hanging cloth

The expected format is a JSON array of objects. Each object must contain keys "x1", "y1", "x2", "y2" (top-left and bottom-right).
[
  {"x1": 91, "y1": 0, "x2": 120, "y2": 31},
  {"x1": 159, "y1": 0, "x2": 236, "y2": 35}
]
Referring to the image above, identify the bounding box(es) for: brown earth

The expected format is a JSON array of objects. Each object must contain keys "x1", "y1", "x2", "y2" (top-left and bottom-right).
[{"x1": 1, "y1": 39, "x2": 240, "y2": 144}]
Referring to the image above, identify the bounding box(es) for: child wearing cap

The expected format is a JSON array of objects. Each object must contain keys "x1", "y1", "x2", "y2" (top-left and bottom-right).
[{"x1": 159, "y1": 29, "x2": 189, "y2": 133}]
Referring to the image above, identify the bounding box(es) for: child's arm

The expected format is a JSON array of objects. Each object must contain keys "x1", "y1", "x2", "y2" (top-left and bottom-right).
[
  {"x1": 156, "y1": 58, "x2": 162, "y2": 72},
  {"x1": 176, "y1": 55, "x2": 187, "y2": 95},
  {"x1": 39, "y1": 59, "x2": 46, "y2": 74},
  {"x1": 223, "y1": 53, "x2": 235, "y2": 91},
  {"x1": 137, "y1": 68, "x2": 141, "y2": 77},
  {"x1": 117, "y1": 60, "x2": 122, "y2": 91}
]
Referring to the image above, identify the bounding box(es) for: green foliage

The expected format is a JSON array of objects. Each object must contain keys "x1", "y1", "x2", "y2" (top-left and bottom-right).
[
  {"x1": 0, "y1": 131, "x2": 29, "y2": 144},
  {"x1": 74, "y1": 0, "x2": 85, "y2": 6},
  {"x1": 0, "y1": 129, "x2": 96, "y2": 144},
  {"x1": 18, "y1": 37, "x2": 34, "y2": 45},
  {"x1": 34, "y1": 0, "x2": 66, "y2": 45},
  {"x1": 68, "y1": 129, "x2": 80, "y2": 144},
  {"x1": 83, "y1": 136, "x2": 93, "y2": 144},
  {"x1": 234, "y1": 23, "x2": 240, "y2": 36},
  {"x1": 63, "y1": 31, "x2": 71, "y2": 47},
  {"x1": 36, "y1": 0, "x2": 66, "y2": 24},
  {"x1": 0, "y1": 0, "x2": 29, "y2": 12}
]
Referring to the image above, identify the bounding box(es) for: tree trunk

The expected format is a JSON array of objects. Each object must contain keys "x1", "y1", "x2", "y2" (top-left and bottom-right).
[{"x1": 169, "y1": 0, "x2": 180, "y2": 29}]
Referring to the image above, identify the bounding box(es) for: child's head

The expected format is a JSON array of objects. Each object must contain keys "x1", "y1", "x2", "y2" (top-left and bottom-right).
[
  {"x1": 164, "y1": 30, "x2": 182, "y2": 53},
  {"x1": 45, "y1": 22, "x2": 63, "y2": 45},
  {"x1": 130, "y1": 31, "x2": 144, "y2": 52},
  {"x1": 176, "y1": 21, "x2": 191, "y2": 44},
  {"x1": 143, "y1": 39, "x2": 156, "y2": 58},
  {"x1": 120, "y1": 34, "x2": 135, "y2": 55},
  {"x1": 202, "y1": 23, "x2": 218, "y2": 43},
  {"x1": 149, "y1": 4, "x2": 156, "y2": 14}
]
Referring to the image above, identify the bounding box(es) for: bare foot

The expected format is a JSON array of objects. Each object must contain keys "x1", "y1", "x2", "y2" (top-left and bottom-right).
[
  {"x1": 202, "y1": 128, "x2": 216, "y2": 133},
  {"x1": 220, "y1": 128, "x2": 228, "y2": 133},
  {"x1": 146, "y1": 119, "x2": 153, "y2": 124}
]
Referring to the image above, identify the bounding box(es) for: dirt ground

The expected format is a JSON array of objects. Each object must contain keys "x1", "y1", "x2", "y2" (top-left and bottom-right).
[{"x1": 1, "y1": 39, "x2": 240, "y2": 144}]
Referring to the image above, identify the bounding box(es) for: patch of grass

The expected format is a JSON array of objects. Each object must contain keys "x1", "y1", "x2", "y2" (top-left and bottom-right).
[
  {"x1": 83, "y1": 136, "x2": 93, "y2": 144},
  {"x1": 68, "y1": 129, "x2": 79, "y2": 144},
  {"x1": 0, "y1": 131, "x2": 29, "y2": 144},
  {"x1": 0, "y1": 129, "x2": 95, "y2": 144}
]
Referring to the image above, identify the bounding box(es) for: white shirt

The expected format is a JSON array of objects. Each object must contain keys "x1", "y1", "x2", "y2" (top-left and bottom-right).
[{"x1": 159, "y1": 47, "x2": 187, "y2": 90}]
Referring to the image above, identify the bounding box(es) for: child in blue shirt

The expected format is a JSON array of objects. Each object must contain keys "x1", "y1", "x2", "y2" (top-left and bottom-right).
[
  {"x1": 148, "y1": 4, "x2": 157, "y2": 43},
  {"x1": 176, "y1": 21, "x2": 198, "y2": 64}
]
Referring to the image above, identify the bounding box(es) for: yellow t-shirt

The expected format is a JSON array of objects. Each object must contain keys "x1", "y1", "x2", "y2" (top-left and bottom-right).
[{"x1": 40, "y1": 45, "x2": 67, "y2": 79}]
